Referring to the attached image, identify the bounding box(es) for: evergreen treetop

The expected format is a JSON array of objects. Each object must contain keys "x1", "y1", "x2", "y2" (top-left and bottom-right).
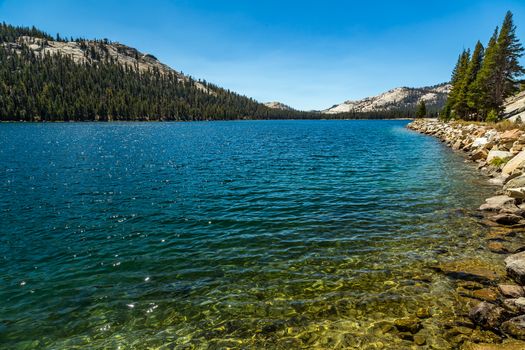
[
  {"x1": 444, "y1": 11, "x2": 525, "y2": 122},
  {"x1": 455, "y1": 41, "x2": 484, "y2": 119},
  {"x1": 416, "y1": 100, "x2": 427, "y2": 118}
]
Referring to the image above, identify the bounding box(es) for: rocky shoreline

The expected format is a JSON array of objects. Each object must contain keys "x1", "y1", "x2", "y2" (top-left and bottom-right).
[{"x1": 408, "y1": 119, "x2": 525, "y2": 349}]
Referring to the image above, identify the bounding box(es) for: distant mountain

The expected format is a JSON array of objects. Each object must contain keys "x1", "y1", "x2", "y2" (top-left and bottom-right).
[
  {"x1": 323, "y1": 83, "x2": 451, "y2": 115},
  {"x1": 264, "y1": 101, "x2": 295, "y2": 111}
]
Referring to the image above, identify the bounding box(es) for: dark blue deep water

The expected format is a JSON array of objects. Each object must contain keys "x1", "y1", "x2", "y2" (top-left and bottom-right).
[{"x1": 0, "y1": 120, "x2": 495, "y2": 349}]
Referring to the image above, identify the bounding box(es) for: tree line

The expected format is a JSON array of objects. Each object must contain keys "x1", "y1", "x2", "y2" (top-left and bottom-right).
[{"x1": 442, "y1": 11, "x2": 524, "y2": 122}]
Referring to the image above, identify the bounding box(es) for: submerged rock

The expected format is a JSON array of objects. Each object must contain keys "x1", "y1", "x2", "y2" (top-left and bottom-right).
[
  {"x1": 416, "y1": 307, "x2": 431, "y2": 319},
  {"x1": 445, "y1": 326, "x2": 474, "y2": 339},
  {"x1": 458, "y1": 280, "x2": 485, "y2": 290},
  {"x1": 492, "y1": 240, "x2": 525, "y2": 254},
  {"x1": 468, "y1": 328, "x2": 502, "y2": 344},
  {"x1": 436, "y1": 259, "x2": 505, "y2": 282},
  {"x1": 460, "y1": 289, "x2": 500, "y2": 304},
  {"x1": 505, "y1": 252, "x2": 525, "y2": 285},
  {"x1": 487, "y1": 241, "x2": 509, "y2": 254},
  {"x1": 503, "y1": 297, "x2": 525, "y2": 313},
  {"x1": 413, "y1": 333, "x2": 426, "y2": 345},
  {"x1": 486, "y1": 227, "x2": 517, "y2": 239},
  {"x1": 469, "y1": 302, "x2": 508, "y2": 329},
  {"x1": 461, "y1": 340, "x2": 525, "y2": 350},
  {"x1": 471, "y1": 288, "x2": 500, "y2": 303},
  {"x1": 502, "y1": 315, "x2": 525, "y2": 340},
  {"x1": 397, "y1": 332, "x2": 414, "y2": 341},
  {"x1": 393, "y1": 317, "x2": 422, "y2": 334}
]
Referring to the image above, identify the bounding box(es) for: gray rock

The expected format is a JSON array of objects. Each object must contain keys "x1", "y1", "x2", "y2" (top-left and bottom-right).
[
  {"x1": 469, "y1": 302, "x2": 508, "y2": 329},
  {"x1": 485, "y1": 130, "x2": 499, "y2": 143},
  {"x1": 505, "y1": 252, "x2": 525, "y2": 285},
  {"x1": 453, "y1": 139, "x2": 464, "y2": 150},
  {"x1": 500, "y1": 207, "x2": 525, "y2": 216},
  {"x1": 472, "y1": 137, "x2": 489, "y2": 148},
  {"x1": 478, "y1": 161, "x2": 488, "y2": 169},
  {"x1": 502, "y1": 315, "x2": 525, "y2": 340},
  {"x1": 503, "y1": 150, "x2": 525, "y2": 175},
  {"x1": 489, "y1": 175, "x2": 508, "y2": 186},
  {"x1": 504, "y1": 172, "x2": 523, "y2": 184},
  {"x1": 472, "y1": 148, "x2": 488, "y2": 161},
  {"x1": 480, "y1": 195, "x2": 517, "y2": 212},
  {"x1": 490, "y1": 213, "x2": 523, "y2": 225},
  {"x1": 505, "y1": 175, "x2": 525, "y2": 190},
  {"x1": 503, "y1": 297, "x2": 525, "y2": 313},
  {"x1": 500, "y1": 129, "x2": 523, "y2": 142},
  {"x1": 507, "y1": 187, "x2": 525, "y2": 199}
]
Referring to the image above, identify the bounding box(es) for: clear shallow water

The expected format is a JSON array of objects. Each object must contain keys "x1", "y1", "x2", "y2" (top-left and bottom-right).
[{"x1": 0, "y1": 120, "x2": 495, "y2": 349}]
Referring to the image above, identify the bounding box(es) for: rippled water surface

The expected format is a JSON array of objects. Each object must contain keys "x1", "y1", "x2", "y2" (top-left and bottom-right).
[{"x1": 0, "y1": 120, "x2": 496, "y2": 349}]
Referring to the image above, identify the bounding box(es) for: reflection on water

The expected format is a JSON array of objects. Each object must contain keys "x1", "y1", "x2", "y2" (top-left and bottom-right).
[{"x1": 0, "y1": 120, "x2": 495, "y2": 349}]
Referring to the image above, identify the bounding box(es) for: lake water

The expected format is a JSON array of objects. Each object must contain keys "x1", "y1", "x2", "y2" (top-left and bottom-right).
[{"x1": 0, "y1": 120, "x2": 496, "y2": 349}]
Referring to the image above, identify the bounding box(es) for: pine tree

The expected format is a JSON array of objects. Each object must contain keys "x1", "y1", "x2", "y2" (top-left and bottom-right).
[
  {"x1": 445, "y1": 49, "x2": 470, "y2": 118},
  {"x1": 416, "y1": 100, "x2": 427, "y2": 118},
  {"x1": 468, "y1": 27, "x2": 500, "y2": 119},
  {"x1": 455, "y1": 41, "x2": 484, "y2": 119},
  {"x1": 494, "y1": 11, "x2": 525, "y2": 108},
  {"x1": 467, "y1": 12, "x2": 524, "y2": 120}
]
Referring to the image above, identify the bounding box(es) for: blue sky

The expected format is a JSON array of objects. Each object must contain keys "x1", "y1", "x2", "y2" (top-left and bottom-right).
[{"x1": 1, "y1": 1, "x2": 525, "y2": 110}]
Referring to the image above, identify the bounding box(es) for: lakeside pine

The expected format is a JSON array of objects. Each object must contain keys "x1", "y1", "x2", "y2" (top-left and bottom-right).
[
  {"x1": 443, "y1": 11, "x2": 525, "y2": 122},
  {"x1": 416, "y1": 100, "x2": 427, "y2": 118}
]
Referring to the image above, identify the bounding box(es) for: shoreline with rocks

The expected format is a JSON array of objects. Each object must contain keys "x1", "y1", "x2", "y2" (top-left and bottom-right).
[{"x1": 408, "y1": 118, "x2": 525, "y2": 349}]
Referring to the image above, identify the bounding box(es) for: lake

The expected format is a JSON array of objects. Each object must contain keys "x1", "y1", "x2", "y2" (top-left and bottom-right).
[{"x1": 0, "y1": 120, "x2": 496, "y2": 349}]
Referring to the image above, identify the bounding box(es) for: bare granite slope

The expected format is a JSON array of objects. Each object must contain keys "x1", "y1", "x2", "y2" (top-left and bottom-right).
[
  {"x1": 505, "y1": 90, "x2": 525, "y2": 123},
  {"x1": 263, "y1": 101, "x2": 295, "y2": 111},
  {"x1": 3, "y1": 35, "x2": 212, "y2": 93},
  {"x1": 323, "y1": 84, "x2": 451, "y2": 114}
]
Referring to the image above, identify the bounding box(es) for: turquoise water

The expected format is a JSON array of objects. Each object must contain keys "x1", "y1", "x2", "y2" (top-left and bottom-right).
[{"x1": 0, "y1": 120, "x2": 495, "y2": 349}]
